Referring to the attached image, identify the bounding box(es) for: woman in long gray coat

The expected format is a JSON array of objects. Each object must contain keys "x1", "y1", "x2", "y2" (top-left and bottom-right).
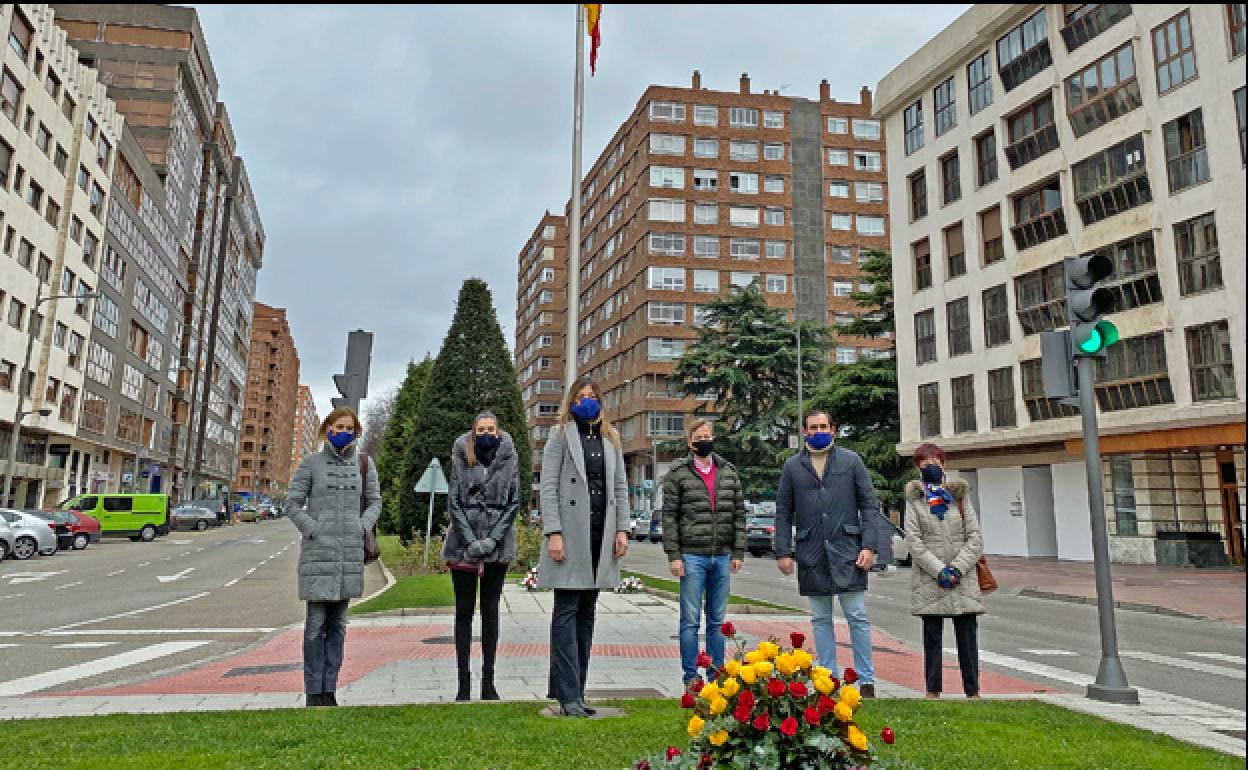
[
  {"x1": 904, "y1": 442, "x2": 984, "y2": 699},
  {"x1": 287, "y1": 407, "x2": 381, "y2": 707},
  {"x1": 538, "y1": 376, "x2": 630, "y2": 717},
  {"x1": 441, "y1": 411, "x2": 520, "y2": 702}
]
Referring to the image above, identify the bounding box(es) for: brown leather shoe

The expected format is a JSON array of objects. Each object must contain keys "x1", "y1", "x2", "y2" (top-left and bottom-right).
[{"x1": 860, "y1": 683, "x2": 876, "y2": 699}]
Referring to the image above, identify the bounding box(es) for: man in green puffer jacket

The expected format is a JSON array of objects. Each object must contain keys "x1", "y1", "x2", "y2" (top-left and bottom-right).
[{"x1": 660, "y1": 419, "x2": 748, "y2": 687}]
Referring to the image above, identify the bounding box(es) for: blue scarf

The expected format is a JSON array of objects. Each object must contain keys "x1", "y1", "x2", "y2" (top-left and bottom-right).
[{"x1": 925, "y1": 483, "x2": 954, "y2": 520}]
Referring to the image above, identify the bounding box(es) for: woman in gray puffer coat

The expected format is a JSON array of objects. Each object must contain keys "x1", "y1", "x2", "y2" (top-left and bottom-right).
[
  {"x1": 287, "y1": 407, "x2": 381, "y2": 707},
  {"x1": 904, "y1": 442, "x2": 983, "y2": 699},
  {"x1": 441, "y1": 411, "x2": 520, "y2": 702}
]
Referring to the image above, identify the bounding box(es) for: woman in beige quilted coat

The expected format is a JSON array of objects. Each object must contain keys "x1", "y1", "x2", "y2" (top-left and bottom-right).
[{"x1": 904, "y1": 442, "x2": 983, "y2": 699}]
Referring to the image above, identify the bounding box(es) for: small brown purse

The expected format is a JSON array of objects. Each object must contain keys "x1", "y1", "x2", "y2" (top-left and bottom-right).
[
  {"x1": 359, "y1": 453, "x2": 380, "y2": 564},
  {"x1": 958, "y1": 500, "x2": 996, "y2": 594}
]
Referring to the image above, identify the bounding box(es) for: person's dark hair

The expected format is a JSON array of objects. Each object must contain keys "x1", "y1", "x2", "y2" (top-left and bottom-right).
[
  {"x1": 913, "y1": 442, "x2": 946, "y2": 467},
  {"x1": 465, "y1": 410, "x2": 499, "y2": 467},
  {"x1": 803, "y1": 409, "x2": 835, "y2": 430}
]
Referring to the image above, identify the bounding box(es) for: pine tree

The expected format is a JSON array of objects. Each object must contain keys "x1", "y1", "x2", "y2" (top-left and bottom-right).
[
  {"x1": 398, "y1": 279, "x2": 531, "y2": 542},
  {"x1": 376, "y1": 357, "x2": 433, "y2": 535}
]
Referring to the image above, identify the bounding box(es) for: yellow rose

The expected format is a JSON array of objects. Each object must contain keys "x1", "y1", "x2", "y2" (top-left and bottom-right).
[
  {"x1": 794, "y1": 650, "x2": 814, "y2": 670},
  {"x1": 840, "y1": 685, "x2": 861, "y2": 710},
  {"x1": 720, "y1": 678, "x2": 741, "y2": 698},
  {"x1": 753, "y1": 661, "x2": 774, "y2": 678},
  {"x1": 700, "y1": 682, "x2": 720, "y2": 702},
  {"x1": 710, "y1": 696, "x2": 728, "y2": 716},
  {"x1": 744, "y1": 650, "x2": 763, "y2": 665},
  {"x1": 761, "y1": 641, "x2": 780, "y2": 660},
  {"x1": 813, "y1": 676, "x2": 834, "y2": 695},
  {"x1": 723, "y1": 660, "x2": 742, "y2": 678},
  {"x1": 775, "y1": 653, "x2": 798, "y2": 677},
  {"x1": 813, "y1": 666, "x2": 833, "y2": 680},
  {"x1": 739, "y1": 666, "x2": 757, "y2": 685},
  {"x1": 834, "y1": 701, "x2": 854, "y2": 722},
  {"x1": 709, "y1": 729, "x2": 730, "y2": 747},
  {"x1": 847, "y1": 725, "x2": 869, "y2": 751},
  {"x1": 687, "y1": 715, "x2": 705, "y2": 738}
]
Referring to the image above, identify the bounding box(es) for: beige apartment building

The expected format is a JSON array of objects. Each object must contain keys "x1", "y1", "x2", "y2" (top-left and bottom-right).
[
  {"x1": 235, "y1": 301, "x2": 298, "y2": 502},
  {"x1": 516, "y1": 71, "x2": 892, "y2": 506},
  {"x1": 289, "y1": 383, "x2": 318, "y2": 482},
  {"x1": 876, "y1": 4, "x2": 1246, "y2": 564}
]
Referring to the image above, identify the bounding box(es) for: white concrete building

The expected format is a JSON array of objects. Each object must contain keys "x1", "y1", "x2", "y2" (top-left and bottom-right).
[{"x1": 875, "y1": 4, "x2": 1245, "y2": 565}]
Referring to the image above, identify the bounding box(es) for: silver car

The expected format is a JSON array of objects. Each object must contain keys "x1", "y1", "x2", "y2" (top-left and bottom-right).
[
  {"x1": 0, "y1": 509, "x2": 58, "y2": 559},
  {"x1": 172, "y1": 504, "x2": 219, "y2": 531},
  {"x1": 0, "y1": 515, "x2": 14, "y2": 560}
]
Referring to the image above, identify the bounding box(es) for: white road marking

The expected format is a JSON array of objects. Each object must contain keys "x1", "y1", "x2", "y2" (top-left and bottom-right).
[
  {"x1": 224, "y1": 579, "x2": 240, "y2": 587},
  {"x1": 54, "y1": 582, "x2": 85, "y2": 591},
  {"x1": 39, "y1": 592, "x2": 211, "y2": 634},
  {"x1": 0, "y1": 593, "x2": 25, "y2": 601},
  {"x1": 0, "y1": 632, "x2": 20, "y2": 637},
  {"x1": 53, "y1": 642, "x2": 117, "y2": 650},
  {"x1": 0, "y1": 641, "x2": 211, "y2": 696},
  {"x1": 41, "y1": 628, "x2": 274, "y2": 636},
  {"x1": 1187, "y1": 652, "x2": 1247, "y2": 666},
  {"x1": 157, "y1": 568, "x2": 196, "y2": 583},
  {"x1": 172, "y1": 540, "x2": 192, "y2": 545},
  {"x1": 1021, "y1": 649, "x2": 1080, "y2": 657},
  {"x1": 107, "y1": 570, "x2": 126, "y2": 577},
  {"x1": 1121, "y1": 650, "x2": 1245, "y2": 681},
  {"x1": 161, "y1": 556, "x2": 173, "y2": 561},
  {"x1": 180, "y1": 552, "x2": 192, "y2": 557},
  {"x1": 246, "y1": 568, "x2": 256, "y2": 575},
  {"x1": 138, "y1": 562, "x2": 151, "y2": 568},
  {"x1": 4, "y1": 571, "x2": 66, "y2": 585}
]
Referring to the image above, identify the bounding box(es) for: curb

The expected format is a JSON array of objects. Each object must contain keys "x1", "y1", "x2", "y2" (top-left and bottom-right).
[
  {"x1": 1016, "y1": 588, "x2": 1209, "y2": 622},
  {"x1": 352, "y1": 557, "x2": 398, "y2": 607},
  {"x1": 624, "y1": 570, "x2": 803, "y2": 615}
]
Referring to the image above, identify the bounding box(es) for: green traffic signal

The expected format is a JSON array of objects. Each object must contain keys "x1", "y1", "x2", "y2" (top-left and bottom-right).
[{"x1": 1076, "y1": 320, "x2": 1120, "y2": 354}]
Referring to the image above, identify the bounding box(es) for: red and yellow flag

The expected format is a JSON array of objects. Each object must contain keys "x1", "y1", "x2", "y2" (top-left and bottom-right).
[{"x1": 585, "y1": 4, "x2": 602, "y2": 75}]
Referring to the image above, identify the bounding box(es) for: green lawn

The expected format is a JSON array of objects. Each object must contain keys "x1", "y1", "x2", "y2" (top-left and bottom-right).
[
  {"x1": 350, "y1": 572, "x2": 454, "y2": 615},
  {"x1": 1, "y1": 700, "x2": 1236, "y2": 770},
  {"x1": 622, "y1": 570, "x2": 799, "y2": 613}
]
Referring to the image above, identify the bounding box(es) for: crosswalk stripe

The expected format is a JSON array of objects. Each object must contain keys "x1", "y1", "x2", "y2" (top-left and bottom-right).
[
  {"x1": 1121, "y1": 651, "x2": 1245, "y2": 680},
  {"x1": 53, "y1": 642, "x2": 118, "y2": 650},
  {"x1": 1020, "y1": 649, "x2": 1079, "y2": 657},
  {"x1": 0, "y1": 641, "x2": 211, "y2": 697},
  {"x1": 1186, "y1": 652, "x2": 1247, "y2": 666}
]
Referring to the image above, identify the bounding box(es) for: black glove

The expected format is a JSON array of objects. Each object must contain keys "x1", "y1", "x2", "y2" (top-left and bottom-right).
[{"x1": 467, "y1": 537, "x2": 497, "y2": 559}]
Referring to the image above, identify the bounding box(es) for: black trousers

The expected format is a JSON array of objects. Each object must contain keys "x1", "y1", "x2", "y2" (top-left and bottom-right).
[
  {"x1": 922, "y1": 614, "x2": 980, "y2": 696},
  {"x1": 548, "y1": 588, "x2": 599, "y2": 706},
  {"x1": 450, "y1": 563, "x2": 509, "y2": 677}
]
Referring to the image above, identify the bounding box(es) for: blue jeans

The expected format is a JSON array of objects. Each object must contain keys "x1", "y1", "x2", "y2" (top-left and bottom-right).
[
  {"x1": 809, "y1": 591, "x2": 874, "y2": 685},
  {"x1": 303, "y1": 600, "x2": 349, "y2": 695},
  {"x1": 679, "y1": 554, "x2": 732, "y2": 684}
]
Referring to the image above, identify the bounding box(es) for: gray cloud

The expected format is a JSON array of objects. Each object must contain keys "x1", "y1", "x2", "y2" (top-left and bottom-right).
[{"x1": 192, "y1": 3, "x2": 969, "y2": 419}]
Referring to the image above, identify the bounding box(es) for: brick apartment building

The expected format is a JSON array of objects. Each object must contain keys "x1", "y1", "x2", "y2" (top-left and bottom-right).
[{"x1": 235, "y1": 301, "x2": 298, "y2": 502}]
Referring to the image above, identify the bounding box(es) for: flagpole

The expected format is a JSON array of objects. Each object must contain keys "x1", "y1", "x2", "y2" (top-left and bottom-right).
[{"x1": 564, "y1": 3, "x2": 585, "y2": 391}]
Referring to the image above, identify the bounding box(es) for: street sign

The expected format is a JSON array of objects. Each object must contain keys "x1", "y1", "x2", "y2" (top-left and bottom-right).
[
  {"x1": 414, "y1": 458, "x2": 449, "y2": 494},
  {"x1": 643, "y1": 479, "x2": 653, "y2": 490}
]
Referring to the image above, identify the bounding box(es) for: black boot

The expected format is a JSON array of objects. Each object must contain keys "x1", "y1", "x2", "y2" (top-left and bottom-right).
[
  {"x1": 305, "y1": 693, "x2": 324, "y2": 707},
  {"x1": 326, "y1": 692, "x2": 339, "y2": 707},
  {"x1": 481, "y1": 668, "x2": 500, "y2": 701},
  {"x1": 456, "y1": 670, "x2": 472, "y2": 702}
]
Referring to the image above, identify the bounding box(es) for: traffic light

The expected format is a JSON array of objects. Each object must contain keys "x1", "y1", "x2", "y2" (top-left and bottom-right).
[
  {"x1": 1063, "y1": 254, "x2": 1119, "y2": 356},
  {"x1": 330, "y1": 330, "x2": 373, "y2": 411}
]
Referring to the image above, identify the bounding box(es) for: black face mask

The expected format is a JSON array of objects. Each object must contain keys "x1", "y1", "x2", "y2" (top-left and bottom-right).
[
  {"x1": 921, "y1": 465, "x2": 945, "y2": 485},
  {"x1": 691, "y1": 439, "x2": 714, "y2": 458}
]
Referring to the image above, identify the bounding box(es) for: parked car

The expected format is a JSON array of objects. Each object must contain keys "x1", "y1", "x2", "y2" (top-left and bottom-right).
[
  {"x1": 0, "y1": 515, "x2": 15, "y2": 560},
  {"x1": 746, "y1": 514, "x2": 776, "y2": 558},
  {"x1": 59, "y1": 494, "x2": 170, "y2": 542},
  {"x1": 648, "y1": 511, "x2": 663, "y2": 543},
  {"x1": 172, "y1": 504, "x2": 220, "y2": 531},
  {"x1": 29, "y1": 510, "x2": 99, "y2": 550},
  {"x1": 27, "y1": 509, "x2": 73, "y2": 551},
  {"x1": 237, "y1": 506, "x2": 259, "y2": 523},
  {"x1": 633, "y1": 512, "x2": 652, "y2": 541},
  {"x1": 0, "y1": 509, "x2": 59, "y2": 559},
  {"x1": 886, "y1": 516, "x2": 911, "y2": 567}
]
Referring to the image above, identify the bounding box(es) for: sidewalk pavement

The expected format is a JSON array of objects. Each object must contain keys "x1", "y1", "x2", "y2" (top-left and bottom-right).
[
  {"x1": 0, "y1": 584, "x2": 1240, "y2": 758},
  {"x1": 987, "y1": 555, "x2": 1246, "y2": 625}
]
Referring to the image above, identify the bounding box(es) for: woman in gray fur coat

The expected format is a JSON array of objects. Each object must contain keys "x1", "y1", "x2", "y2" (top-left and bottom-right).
[{"x1": 441, "y1": 411, "x2": 520, "y2": 701}]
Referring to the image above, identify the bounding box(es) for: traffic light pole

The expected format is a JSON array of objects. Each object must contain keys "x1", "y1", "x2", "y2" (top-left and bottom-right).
[{"x1": 1076, "y1": 356, "x2": 1139, "y2": 705}]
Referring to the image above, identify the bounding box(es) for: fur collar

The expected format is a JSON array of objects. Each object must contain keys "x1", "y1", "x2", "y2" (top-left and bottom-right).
[{"x1": 906, "y1": 477, "x2": 969, "y2": 501}]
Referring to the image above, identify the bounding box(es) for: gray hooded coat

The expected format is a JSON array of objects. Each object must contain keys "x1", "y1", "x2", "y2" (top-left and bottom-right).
[
  {"x1": 904, "y1": 478, "x2": 985, "y2": 616},
  {"x1": 441, "y1": 430, "x2": 520, "y2": 565},
  {"x1": 287, "y1": 443, "x2": 382, "y2": 602}
]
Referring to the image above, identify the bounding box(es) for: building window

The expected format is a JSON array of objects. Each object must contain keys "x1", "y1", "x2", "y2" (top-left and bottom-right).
[
  {"x1": 853, "y1": 119, "x2": 880, "y2": 140},
  {"x1": 1109, "y1": 456, "x2": 1138, "y2": 536},
  {"x1": 26, "y1": 178, "x2": 43, "y2": 211},
  {"x1": 763, "y1": 207, "x2": 784, "y2": 225},
  {"x1": 975, "y1": 130, "x2": 997, "y2": 187},
  {"x1": 952, "y1": 375, "x2": 976, "y2": 434},
  {"x1": 1072, "y1": 133, "x2": 1150, "y2": 226},
  {"x1": 648, "y1": 302, "x2": 686, "y2": 326},
  {"x1": 729, "y1": 140, "x2": 759, "y2": 162},
  {"x1": 829, "y1": 180, "x2": 849, "y2": 199},
  {"x1": 833, "y1": 281, "x2": 854, "y2": 298},
  {"x1": 829, "y1": 213, "x2": 852, "y2": 231},
  {"x1": 649, "y1": 134, "x2": 685, "y2": 155},
  {"x1": 693, "y1": 105, "x2": 717, "y2": 126},
  {"x1": 730, "y1": 107, "x2": 759, "y2": 128},
  {"x1": 1235, "y1": 87, "x2": 1246, "y2": 165},
  {"x1": 836, "y1": 348, "x2": 859, "y2": 365},
  {"x1": 853, "y1": 151, "x2": 881, "y2": 173},
  {"x1": 913, "y1": 238, "x2": 932, "y2": 291},
  {"x1": 693, "y1": 235, "x2": 719, "y2": 258},
  {"x1": 1186, "y1": 321, "x2": 1236, "y2": 401},
  {"x1": 762, "y1": 110, "x2": 784, "y2": 129},
  {"x1": 692, "y1": 169, "x2": 718, "y2": 191},
  {"x1": 944, "y1": 223, "x2": 965, "y2": 279},
  {"x1": 1152, "y1": 11, "x2": 1197, "y2": 95},
  {"x1": 730, "y1": 171, "x2": 759, "y2": 194},
  {"x1": 693, "y1": 137, "x2": 718, "y2": 158},
  {"x1": 1021, "y1": 358, "x2": 1079, "y2": 421},
  {"x1": 1010, "y1": 178, "x2": 1066, "y2": 251},
  {"x1": 915, "y1": 309, "x2": 937, "y2": 365},
  {"x1": 919, "y1": 383, "x2": 941, "y2": 438},
  {"x1": 988, "y1": 366, "x2": 1016, "y2": 428},
  {"x1": 983, "y1": 284, "x2": 1010, "y2": 348},
  {"x1": 856, "y1": 215, "x2": 884, "y2": 236},
  {"x1": 1094, "y1": 231, "x2": 1161, "y2": 312},
  {"x1": 997, "y1": 8, "x2": 1052, "y2": 91},
  {"x1": 1066, "y1": 42, "x2": 1141, "y2": 138},
  {"x1": 729, "y1": 238, "x2": 760, "y2": 260},
  {"x1": 968, "y1": 51, "x2": 994, "y2": 114},
  {"x1": 947, "y1": 297, "x2": 971, "y2": 357},
  {"x1": 729, "y1": 206, "x2": 760, "y2": 227},
  {"x1": 854, "y1": 181, "x2": 883, "y2": 203},
  {"x1": 763, "y1": 175, "x2": 784, "y2": 194},
  {"x1": 765, "y1": 240, "x2": 787, "y2": 259},
  {"x1": 765, "y1": 274, "x2": 787, "y2": 294},
  {"x1": 980, "y1": 206, "x2": 1004, "y2": 265},
  {"x1": 828, "y1": 117, "x2": 848, "y2": 134},
  {"x1": 647, "y1": 232, "x2": 685, "y2": 256},
  {"x1": 729, "y1": 272, "x2": 758, "y2": 289},
  {"x1": 649, "y1": 101, "x2": 686, "y2": 122},
  {"x1": 909, "y1": 170, "x2": 927, "y2": 221},
  {"x1": 830, "y1": 246, "x2": 853, "y2": 265},
  {"x1": 763, "y1": 142, "x2": 784, "y2": 161},
  {"x1": 1094, "y1": 333, "x2": 1173, "y2": 411},
  {"x1": 647, "y1": 267, "x2": 685, "y2": 291},
  {"x1": 827, "y1": 148, "x2": 848, "y2": 166},
  {"x1": 0, "y1": 68, "x2": 21, "y2": 124},
  {"x1": 693, "y1": 202, "x2": 718, "y2": 224},
  {"x1": 1163, "y1": 109, "x2": 1210, "y2": 194},
  {"x1": 1014, "y1": 261, "x2": 1066, "y2": 336},
  {"x1": 1231, "y1": 4, "x2": 1247, "y2": 57},
  {"x1": 904, "y1": 100, "x2": 924, "y2": 155},
  {"x1": 649, "y1": 166, "x2": 685, "y2": 189},
  {"x1": 1005, "y1": 95, "x2": 1057, "y2": 169},
  {"x1": 693, "y1": 269, "x2": 718, "y2": 293},
  {"x1": 1061, "y1": 3, "x2": 1133, "y2": 52},
  {"x1": 940, "y1": 152, "x2": 961, "y2": 205},
  {"x1": 648, "y1": 199, "x2": 685, "y2": 222},
  {"x1": 934, "y1": 77, "x2": 956, "y2": 136},
  {"x1": 1174, "y1": 212, "x2": 1222, "y2": 295}
]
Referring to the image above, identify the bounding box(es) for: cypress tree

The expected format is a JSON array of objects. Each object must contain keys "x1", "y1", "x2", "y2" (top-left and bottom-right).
[
  {"x1": 376, "y1": 356, "x2": 433, "y2": 535},
  {"x1": 399, "y1": 279, "x2": 531, "y2": 542}
]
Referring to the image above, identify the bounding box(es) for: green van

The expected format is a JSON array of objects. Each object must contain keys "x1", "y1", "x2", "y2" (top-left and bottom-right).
[{"x1": 60, "y1": 494, "x2": 170, "y2": 542}]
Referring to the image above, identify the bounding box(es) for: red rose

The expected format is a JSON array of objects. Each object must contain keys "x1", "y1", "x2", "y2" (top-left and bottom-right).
[
  {"x1": 721, "y1": 621, "x2": 736, "y2": 638},
  {"x1": 829, "y1": 677, "x2": 841, "y2": 692},
  {"x1": 691, "y1": 679, "x2": 705, "y2": 694},
  {"x1": 779, "y1": 716, "x2": 799, "y2": 737},
  {"x1": 752, "y1": 713, "x2": 771, "y2": 732},
  {"x1": 767, "y1": 677, "x2": 787, "y2": 698},
  {"x1": 789, "y1": 681, "x2": 808, "y2": 698},
  {"x1": 698, "y1": 754, "x2": 713, "y2": 769},
  {"x1": 843, "y1": 667, "x2": 859, "y2": 684},
  {"x1": 666, "y1": 747, "x2": 682, "y2": 760},
  {"x1": 738, "y1": 690, "x2": 756, "y2": 710},
  {"x1": 818, "y1": 695, "x2": 837, "y2": 714},
  {"x1": 681, "y1": 692, "x2": 696, "y2": 709},
  {"x1": 790, "y1": 631, "x2": 806, "y2": 649},
  {"x1": 804, "y1": 706, "x2": 821, "y2": 726},
  {"x1": 734, "y1": 703, "x2": 753, "y2": 723},
  {"x1": 636, "y1": 762, "x2": 651, "y2": 770},
  {"x1": 881, "y1": 727, "x2": 896, "y2": 745},
  {"x1": 696, "y1": 651, "x2": 713, "y2": 669}
]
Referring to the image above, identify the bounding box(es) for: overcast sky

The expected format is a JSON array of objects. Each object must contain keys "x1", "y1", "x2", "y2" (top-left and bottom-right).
[{"x1": 192, "y1": 4, "x2": 969, "y2": 423}]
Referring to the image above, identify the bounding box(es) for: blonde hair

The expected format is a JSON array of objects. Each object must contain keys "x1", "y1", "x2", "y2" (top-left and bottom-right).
[
  {"x1": 465, "y1": 411, "x2": 499, "y2": 467},
  {"x1": 320, "y1": 407, "x2": 362, "y2": 439},
  {"x1": 686, "y1": 418, "x2": 713, "y2": 443},
  {"x1": 559, "y1": 376, "x2": 620, "y2": 447}
]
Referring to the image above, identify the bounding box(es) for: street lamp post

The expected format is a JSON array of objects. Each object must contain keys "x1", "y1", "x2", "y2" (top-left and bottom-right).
[{"x1": 2, "y1": 284, "x2": 100, "y2": 508}]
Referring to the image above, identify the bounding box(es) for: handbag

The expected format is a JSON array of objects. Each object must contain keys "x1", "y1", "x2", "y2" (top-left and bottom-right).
[
  {"x1": 359, "y1": 453, "x2": 380, "y2": 564},
  {"x1": 957, "y1": 500, "x2": 996, "y2": 594}
]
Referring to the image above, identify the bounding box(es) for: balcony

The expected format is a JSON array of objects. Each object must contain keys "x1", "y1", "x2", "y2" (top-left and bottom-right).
[
  {"x1": 1011, "y1": 208, "x2": 1067, "y2": 252},
  {"x1": 1060, "y1": 4, "x2": 1132, "y2": 52},
  {"x1": 1069, "y1": 81, "x2": 1143, "y2": 138},
  {"x1": 1075, "y1": 172, "x2": 1151, "y2": 226},
  {"x1": 1005, "y1": 123, "x2": 1059, "y2": 170},
  {"x1": 1000, "y1": 39, "x2": 1053, "y2": 92},
  {"x1": 1166, "y1": 148, "x2": 1211, "y2": 194}
]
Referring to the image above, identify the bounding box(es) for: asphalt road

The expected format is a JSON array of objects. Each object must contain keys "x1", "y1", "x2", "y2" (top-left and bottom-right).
[
  {"x1": 623, "y1": 539, "x2": 1247, "y2": 713},
  {"x1": 0, "y1": 519, "x2": 304, "y2": 695}
]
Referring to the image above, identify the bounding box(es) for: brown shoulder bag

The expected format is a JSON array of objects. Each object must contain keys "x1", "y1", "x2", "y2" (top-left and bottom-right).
[
  {"x1": 359, "y1": 453, "x2": 380, "y2": 564},
  {"x1": 958, "y1": 500, "x2": 997, "y2": 594}
]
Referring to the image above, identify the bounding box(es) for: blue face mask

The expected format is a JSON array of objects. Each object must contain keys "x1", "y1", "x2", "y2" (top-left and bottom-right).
[
  {"x1": 921, "y1": 464, "x2": 945, "y2": 485},
  {"x1": 474, "y1": 433, "x2": 500, "y2": 453},
  {"x1": 327, "y1": 430, "x2": 355, "y2": 450},
  {"x1": 570, "y1": 397, "x2": 601, "y2": 421},
  {"x1": 806, "y1": 431, "x2": 833, "y2": 451}
]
